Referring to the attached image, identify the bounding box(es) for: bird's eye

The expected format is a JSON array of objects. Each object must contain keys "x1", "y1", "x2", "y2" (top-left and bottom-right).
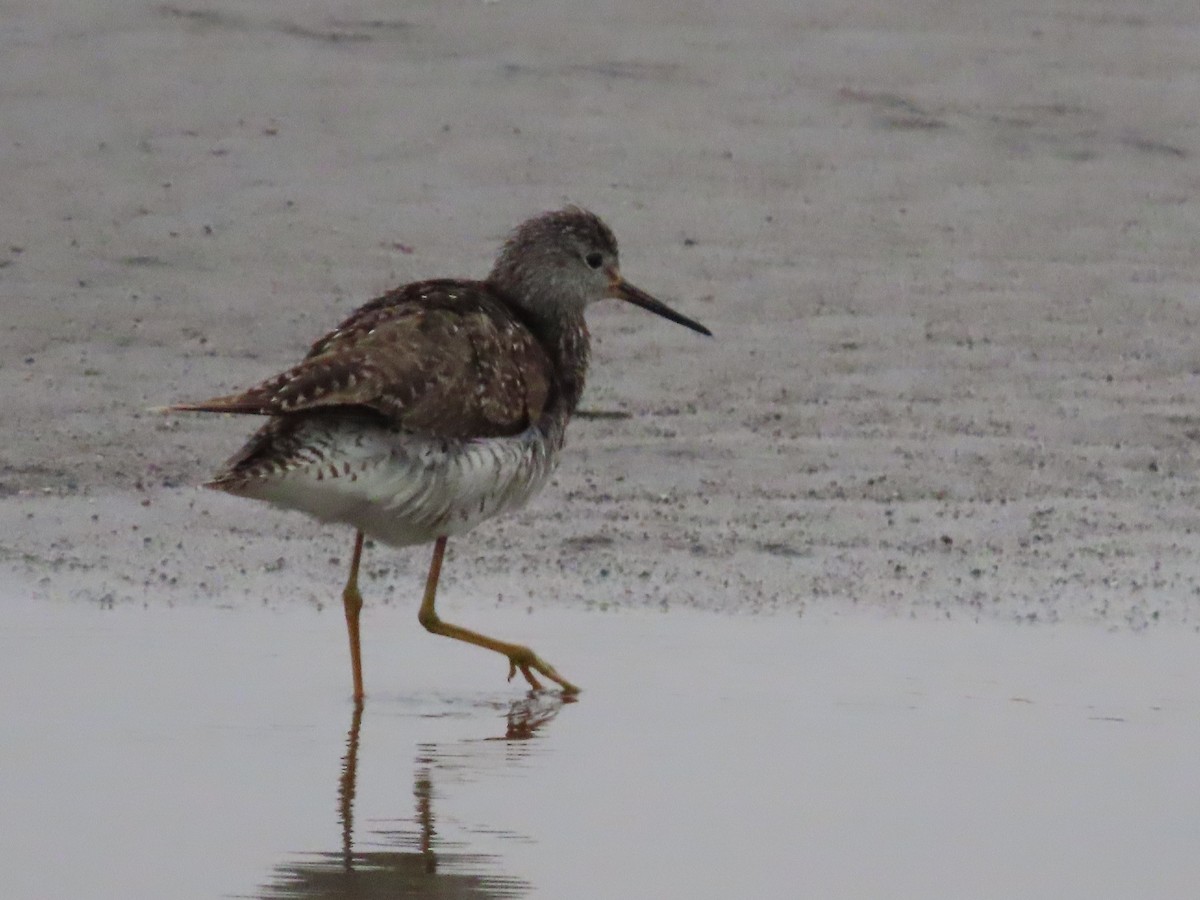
[{"x1": 584, "y1": 251, "x2": 603, "y2": 270}]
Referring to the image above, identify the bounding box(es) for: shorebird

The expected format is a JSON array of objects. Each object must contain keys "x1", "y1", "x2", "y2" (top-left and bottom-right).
[{"x1": 170, "y1": 207, "x2": 710, "y2": 699}]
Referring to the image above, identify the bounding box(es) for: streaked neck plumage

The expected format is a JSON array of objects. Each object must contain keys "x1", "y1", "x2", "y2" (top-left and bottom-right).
[{"x1": 498, "y1": 285, "x2": 591, "y2": 450}]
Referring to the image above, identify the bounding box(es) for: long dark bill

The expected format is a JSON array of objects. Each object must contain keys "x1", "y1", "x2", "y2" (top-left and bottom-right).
[{"x1": 614, "y1": 279, "x2": 712, "y2": 337}]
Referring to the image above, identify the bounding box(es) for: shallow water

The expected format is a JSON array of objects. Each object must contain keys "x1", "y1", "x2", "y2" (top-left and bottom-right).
[{"x1": 3, "y1": 600, "x2": 1199, "y2": 899}]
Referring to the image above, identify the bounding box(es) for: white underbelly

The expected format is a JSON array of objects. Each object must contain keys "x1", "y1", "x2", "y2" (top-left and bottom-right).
[{"x1": 231, "y1": 424, "x2": 558, "y2": 547}]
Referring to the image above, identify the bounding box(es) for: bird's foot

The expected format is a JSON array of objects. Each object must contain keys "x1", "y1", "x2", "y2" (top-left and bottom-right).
[{"x1": 506, "y1": 646, "x2": 580, "y2": 695}]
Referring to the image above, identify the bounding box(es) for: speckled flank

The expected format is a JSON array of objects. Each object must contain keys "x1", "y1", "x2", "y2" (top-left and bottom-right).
[{"x1": 216, "y1": 416, "x2": 558, "y2": 546}]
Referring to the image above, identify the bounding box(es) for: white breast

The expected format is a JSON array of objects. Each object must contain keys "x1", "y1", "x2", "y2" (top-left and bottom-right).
[{"x1": 235, "y1": 422, "x2": 559, "y2": 547}]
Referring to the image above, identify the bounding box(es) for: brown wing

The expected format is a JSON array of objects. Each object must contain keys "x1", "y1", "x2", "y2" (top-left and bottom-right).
[{"x1": 171, "y1": 281, "x2": 552, "y2": 439}]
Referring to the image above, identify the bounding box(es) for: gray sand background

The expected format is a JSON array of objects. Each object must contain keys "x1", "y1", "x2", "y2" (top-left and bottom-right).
[
  {"x1": 4, "y1": 0, "x2": 1200, "y2": 627},
  {"x1": 6, "y1": 5, "x2": 1200, "y2": 898}
]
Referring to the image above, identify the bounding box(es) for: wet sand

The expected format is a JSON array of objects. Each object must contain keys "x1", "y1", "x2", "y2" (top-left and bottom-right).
[
  {"x1": 4, "y1": 0, "x2": 1200, "y2": 897},
  {"x1": 4, "y1": 600, "x2": 1200, "y2": 899},
  {"x1": 4, "y1": 0, "x2": 1200, "y2": 626}
]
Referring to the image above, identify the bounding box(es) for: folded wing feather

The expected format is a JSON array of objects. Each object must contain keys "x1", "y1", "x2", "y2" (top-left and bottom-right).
[{"x1": 170, "y1": 282, "x2": 552, "y2": 441}]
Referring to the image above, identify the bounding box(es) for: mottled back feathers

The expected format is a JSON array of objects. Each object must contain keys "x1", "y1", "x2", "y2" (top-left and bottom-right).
[{"x1": 174, "y1": 279, "x2": 554, "y2": 440}]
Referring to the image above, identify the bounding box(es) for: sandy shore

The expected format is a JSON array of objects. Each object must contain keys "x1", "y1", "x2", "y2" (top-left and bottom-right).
[
  {"x1": 4, "y1": 0, "x2": 1200, "y2": 628},
  {"x1": 5, "y1": 6, "x2": 1200, "y2": 897}
]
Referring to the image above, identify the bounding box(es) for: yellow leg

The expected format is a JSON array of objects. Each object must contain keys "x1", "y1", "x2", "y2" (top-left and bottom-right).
[
  {"x1": 417, "y1": 537, "x2": 580, "y2": 694},
  {"x1": 342, "y1": 530, "x2": 366, "y2": 702},
  {"x1": 338, "y1": 699, "x2": 363, "y2": 866}
]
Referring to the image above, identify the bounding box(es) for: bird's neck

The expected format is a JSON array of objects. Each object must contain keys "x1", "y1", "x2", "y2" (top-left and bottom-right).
[
  {"x1": 540, "y1": 309, "x2": 585, "y2": 408},
  {"x1": 487, "y1": 270, "x2": 591, "y2": 439},
  {"x1": 530, "y1": 311, "x2": 590, "y2": 446},
  {"x1": 549, "y1": 313, "x2": 590, "y2": 412}
]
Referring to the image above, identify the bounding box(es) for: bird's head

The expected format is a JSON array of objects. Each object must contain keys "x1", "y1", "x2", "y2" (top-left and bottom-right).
[{"x1": 489, "y1": 206, "x2": 711, "y2": 336}]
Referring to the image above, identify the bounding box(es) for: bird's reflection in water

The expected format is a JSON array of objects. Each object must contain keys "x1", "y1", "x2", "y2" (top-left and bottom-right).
[{"x1": 257, "y1": 693, "x2": 570, "y2": 899}]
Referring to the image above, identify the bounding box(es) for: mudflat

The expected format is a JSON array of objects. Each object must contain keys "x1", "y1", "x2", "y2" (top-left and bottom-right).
[
  {"x1": 5, "y1": 4, "x2": 1200, "y2": 898},
  {"x1": 3, "y1": 2, "x2": 1198, "y2": 621}
]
